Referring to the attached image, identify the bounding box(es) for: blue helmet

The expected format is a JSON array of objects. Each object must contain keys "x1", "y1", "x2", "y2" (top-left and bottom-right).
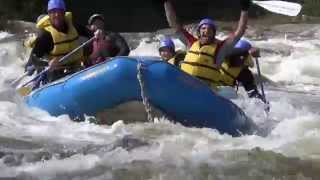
[
  {"x1": 47, "y1": 0, "x2": 66, "y2": 12},
  {"x1": 235, "y1": 39, "x2": 252, "y2": 51},
  {"x1": 159, "y1": 38, "x2": 175, "y2": 52},
  {"x1": 197, "y1": 18, "x2": 217, "y2": 31}
]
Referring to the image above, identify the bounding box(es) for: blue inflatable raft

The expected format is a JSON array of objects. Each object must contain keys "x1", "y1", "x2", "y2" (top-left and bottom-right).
[{"x1": 25, "y1": 56, "x2": 255, "y2": 136}]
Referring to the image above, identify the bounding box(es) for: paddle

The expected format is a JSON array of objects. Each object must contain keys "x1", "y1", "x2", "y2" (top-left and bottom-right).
[
  {"x1": 10, "y1": 56, "x2": 60, "y2": 88},
  {"x1": 17, "y1": 37, "x2": 95, "y2": 96},
  {"x1": 253, "y1": 0, "x2": 302, "y2": 16},
  {"x1": 255, "y1": 57, "x2": 270, "y2": 112},
  {"x1": 10, "y1": 72, "x2": 29, "y2": 88}
]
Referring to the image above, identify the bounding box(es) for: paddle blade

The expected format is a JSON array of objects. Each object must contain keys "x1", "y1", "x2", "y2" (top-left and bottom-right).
[
  {"x1": 253, "y1": 1, "x2": 302, "y2": 16},
  {"x1": 17, "y1": 86, "x2": 33, "y2": 96}
]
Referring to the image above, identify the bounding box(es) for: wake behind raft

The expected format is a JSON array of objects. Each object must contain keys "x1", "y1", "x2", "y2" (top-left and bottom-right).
[{"x1": 25, "y1": 56, "x2": 257, "y2": 136}]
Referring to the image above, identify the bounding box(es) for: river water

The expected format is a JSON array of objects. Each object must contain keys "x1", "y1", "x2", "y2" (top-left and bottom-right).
[{"x1": 0, "y1": 23, "x2": 320, "y2": 179}]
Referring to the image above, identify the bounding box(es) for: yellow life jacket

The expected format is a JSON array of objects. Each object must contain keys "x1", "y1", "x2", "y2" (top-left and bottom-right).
[
  {"x1": 181, "y1": 41, "x2": 221, "y2": 88},
  {"x1": 36, "y1": 12, "x2": 83, "y2": 65},
  {"x1": 220, "y1": 55, "x2": 253, "y2": 86}
]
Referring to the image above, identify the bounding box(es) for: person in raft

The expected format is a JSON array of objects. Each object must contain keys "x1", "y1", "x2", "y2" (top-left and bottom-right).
[
  {"x1": 158, "y1": 37, "x2": 186, "y2": 67},
  {"x1": 85, "y1": 13, "x2": 130, "y2": 66},
  {"x1": 28, "y1": 0, "x2": 101, "y2": 82},
  {"x1": 220, "y1": 39, "x2": 265, "y2": 102},
  {"x1": 162, "y1": 0, "x2": 251, "y2": 90}
]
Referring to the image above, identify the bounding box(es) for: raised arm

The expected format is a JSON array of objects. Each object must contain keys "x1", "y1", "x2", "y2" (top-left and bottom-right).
[
  {"x1": 215, "y1": 0, "x2": 251, "y2": 66},
  {"x1": 164, "y1": 0, "x2": 182, "y2": 32},
  {"x1": 225, "y1": 0, "x2": 251, "y2": 45},
  {"x1": 163, "y1": 0, "x2": 197, "y2": 48},
  {"x1": 234, "y1": 11, "x2": 248, "y2": 40}
]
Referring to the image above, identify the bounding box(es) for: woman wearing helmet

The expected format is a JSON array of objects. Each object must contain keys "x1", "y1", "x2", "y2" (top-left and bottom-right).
[
  {"x1": 220, "y1": 39, "x2": 264, "y2": 101},
  {"x1": 85, "y1": 13, "x2": 130, "y2": 66},
  {"x1": 163, "y1": 0, "x2": 251, "y2": 90},
  {"x1": 158, "y1": 38, "x2": 185, "y2": 66}
]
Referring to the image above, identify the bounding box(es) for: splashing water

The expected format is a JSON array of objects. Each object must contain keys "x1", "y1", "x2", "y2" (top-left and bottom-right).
[
  {"x1": 1, "y1": 23, "x2": 320, "y2": 179},
  {"x1": 136, "y1": 61, "x2": 153, "y2": 122}
]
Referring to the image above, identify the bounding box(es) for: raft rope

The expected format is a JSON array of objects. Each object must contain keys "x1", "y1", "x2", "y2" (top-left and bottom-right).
[{"x1": 137, "y1": 61, "x2": 154, "y2": 122}]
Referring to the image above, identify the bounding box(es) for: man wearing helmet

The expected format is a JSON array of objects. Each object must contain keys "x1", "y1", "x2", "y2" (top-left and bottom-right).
[
  {"x1": 30, "y1": 0, "x2": 96, "y2": 82},
  {"x1": 163, "y1": 0, "x2": 251, "y2": 90},
  {"x1": 85, "y1": 14, "x2": 130, "y2": 66}
]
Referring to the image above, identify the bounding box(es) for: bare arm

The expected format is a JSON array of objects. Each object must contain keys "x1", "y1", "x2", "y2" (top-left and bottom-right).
[
  {"x1": 164, "y1": 0, "x2": 197, "y2": 48},
  {"x1": 216, "y1": 0, "x2": 251, "y2": 65},
  {"x1": 223, "y1": 11, "x2": 248, "y2": 47},
  {"x1": 233, "y1": 11, "x2": 248, "y2": 42},
  {"x1": 164, "y1": 0, "x2": 182, "y2": 32}
]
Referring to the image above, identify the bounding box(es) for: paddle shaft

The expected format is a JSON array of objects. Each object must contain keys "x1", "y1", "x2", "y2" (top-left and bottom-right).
[
  {"x1": 10, "y1": 72, "x2": 28, "y2": 87},
  {"x1": 255, "y1": 57, "x2": 267, "y2": 103},
  {"x1": 21, "y1": 37, "x2": 95, "y2": 87},
  {"x1": 58, "y1": 37, "x2": 95, "y2": 64}
]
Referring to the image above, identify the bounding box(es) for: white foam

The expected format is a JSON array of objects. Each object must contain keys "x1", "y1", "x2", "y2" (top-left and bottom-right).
[
  {"x1": 129, "y1": 35, "x2": 187, "y2": 57},
  {"x1": 252, "y1": 37, "x2": 320, "y2": 86},
  {"x1": 0, "y1": 31, "x2": 320, "y2": 177}
]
